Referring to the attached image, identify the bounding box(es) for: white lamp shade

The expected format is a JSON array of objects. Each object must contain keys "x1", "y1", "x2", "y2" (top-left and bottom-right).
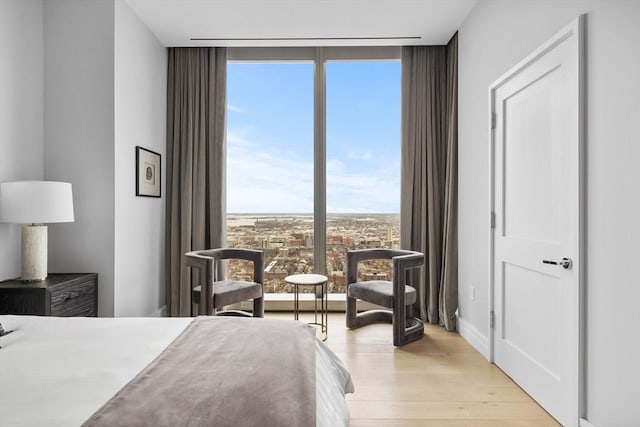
[{"x1": 0, "y1": 181, "x2": 75, "y2": 224}]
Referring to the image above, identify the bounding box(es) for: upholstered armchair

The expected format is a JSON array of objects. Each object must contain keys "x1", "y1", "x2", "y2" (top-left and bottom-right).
[
  {"x1": 184, "y1": 248, "x2": 264, "y2": 317},
  {"x1": 346, "y1": 248, "x2": 424, "y2": 346}
]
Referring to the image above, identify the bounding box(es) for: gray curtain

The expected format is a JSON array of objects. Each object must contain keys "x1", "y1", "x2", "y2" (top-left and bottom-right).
[
  {"x1": 165, "y1": 47, "x2": 227, "y2": 317},
  {"x1": 400, "y1": 34, "x2": 458, "y2": 331}
]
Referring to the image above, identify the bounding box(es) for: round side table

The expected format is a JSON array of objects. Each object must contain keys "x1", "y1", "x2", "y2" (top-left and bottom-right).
[{"x1": 285, "y1": 273, "x2": 328, "y2": 341}]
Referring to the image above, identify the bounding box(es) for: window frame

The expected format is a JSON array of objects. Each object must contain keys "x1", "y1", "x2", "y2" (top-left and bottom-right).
[{"x1": 226, "y1": 46, "x2": 401, "y2": 279}]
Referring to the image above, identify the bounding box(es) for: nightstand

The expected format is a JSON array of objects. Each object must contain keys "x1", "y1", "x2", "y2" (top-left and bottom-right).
[{"x1": 0, "y1": 273, "x2": 98, "y2": 317}]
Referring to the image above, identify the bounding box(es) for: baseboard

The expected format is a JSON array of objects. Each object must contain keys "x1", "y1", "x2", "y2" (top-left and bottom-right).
[
  {"x1": 457, "y1": 317, "x2": 490, "y2": 359},
  {"x1": 149, "y1": 305, "x2": 167, "y2": 317},
  {"x1": 579, "y1": 418, "x2": 595, "y2": 427}
]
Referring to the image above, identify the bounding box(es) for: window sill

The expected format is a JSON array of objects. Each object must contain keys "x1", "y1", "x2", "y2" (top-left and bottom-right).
[{"x1": 230, "y1": 293, "x2": 384, "y2": 313}]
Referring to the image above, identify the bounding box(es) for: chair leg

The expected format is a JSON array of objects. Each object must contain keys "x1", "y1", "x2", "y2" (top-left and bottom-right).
[
  {"x1": 347, "y1": 295, "x2": 393, "y2": 330},
  {"x1": 253, "y1": 296, "x2": 264, "y2": 318},
  {"x1": 348, "y1": 297, "x2": 421, "y2": 345},
  {"x1": 346, "y1": 295, "x2": 358, "y2": 329},
  {"x1": 392, "y1": 303, "x2": 424, "y2": 347}
]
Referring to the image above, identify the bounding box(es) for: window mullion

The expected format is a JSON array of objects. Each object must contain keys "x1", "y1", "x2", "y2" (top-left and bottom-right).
[{"x1": 313, "y1": 47, "x2": 326, "y2": 275}]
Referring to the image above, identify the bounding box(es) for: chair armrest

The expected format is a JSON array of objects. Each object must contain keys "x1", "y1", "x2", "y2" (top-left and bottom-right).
[
  {"x1": 213, "y1": 249, "x2": 264, "y2": 285},
  {"x1": 347, "y1": 249, "x2": 423, "y2": 286},
  {"x1": 184, "y1": 250, "x2": 215, "y2": 270},
  {"x1": 346, "y1": 249, "x2": 388, "y2": 284},
  {"x1": 186, "y1": 248, "x2": 265, "y2": 285},
  {"x1": 184, "y1": 251, "x2": 216, "y2": 315},
  {"x1": 392, "y1": 251, "x2": 423, "y2": 316},
  {"x1": 213, "y1": 248, "x2": 263, "y2": 263},
  {"x1": 393, "y1": 251, "x2": 424, "y2": 274},
  {"x1": 393, "y1": 251, "x2": 424, "y2": 287},
  {"x1": 347, "y1": 248, "x2": 392, "y2": 264}
]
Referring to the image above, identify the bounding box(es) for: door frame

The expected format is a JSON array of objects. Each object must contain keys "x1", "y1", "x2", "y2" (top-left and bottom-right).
[{"x1": 487, "y1": 15, "x2": 585, "y2": 425}]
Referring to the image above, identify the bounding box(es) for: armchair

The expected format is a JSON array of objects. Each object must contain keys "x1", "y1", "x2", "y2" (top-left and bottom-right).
[
  {"x1": 184, "y1": 248, "x2": 264, "y2": 317},
  {"x1": 346, "y1": 248, "x2": 424, "y2": 346}
]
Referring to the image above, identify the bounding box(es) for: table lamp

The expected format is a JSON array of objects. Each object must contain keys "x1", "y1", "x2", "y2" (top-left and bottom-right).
[{"x1": 0, "y1": 181, "x2": 75, "y2": 281}]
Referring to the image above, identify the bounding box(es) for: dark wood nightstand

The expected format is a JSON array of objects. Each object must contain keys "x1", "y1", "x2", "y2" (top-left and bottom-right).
[{"x1": 0, "y1": 273, "x2": 98, "y2": 317}]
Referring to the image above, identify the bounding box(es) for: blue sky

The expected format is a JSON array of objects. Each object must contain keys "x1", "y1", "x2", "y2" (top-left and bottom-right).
[{"x1": 226, "y1": 61, "x2": 400, "y2": 214}]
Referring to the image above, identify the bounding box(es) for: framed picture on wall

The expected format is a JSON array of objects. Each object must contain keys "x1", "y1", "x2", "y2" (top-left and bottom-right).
[{"x1": 136, "y1": 146, "x2": 161, "y2": 197}]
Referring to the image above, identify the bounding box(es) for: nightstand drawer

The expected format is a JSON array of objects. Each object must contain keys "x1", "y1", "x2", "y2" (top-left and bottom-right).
[
  {"x1": 51, "y1": 278, "x2": 96, "y2": 317},
  {"x1": 0, "y1": 273, "x2": 98, "y2": 317}
]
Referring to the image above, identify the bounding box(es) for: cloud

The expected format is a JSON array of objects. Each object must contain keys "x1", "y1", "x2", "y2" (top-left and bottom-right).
[
  {"x1": 346, "y1": 150, "x2": 374, "y2": 161},
  {"x1": 227, "y1": 131, "x2": 313, "y2": 213},
  {"x1": 326, "y1": 157, "x2": 400, "y2": 213},
  {"x1": 227, "y1": 104, "x2": 248, "y2": 114},
  {"x1": 227, "y1": 129, "x2": 399, "y2": 214},
  {"x1": 227, "y1": 129, "x2": 257, "y2": 150}
]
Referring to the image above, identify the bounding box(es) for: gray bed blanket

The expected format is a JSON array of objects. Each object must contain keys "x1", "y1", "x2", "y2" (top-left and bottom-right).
[{"x1": 83, "y1": 316, "x2": 316, "y2": 427}]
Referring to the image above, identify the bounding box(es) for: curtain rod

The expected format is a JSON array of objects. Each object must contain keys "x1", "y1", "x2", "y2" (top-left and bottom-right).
[{"x1": 191, "y1": 36, "x2": 420, "y2": 41}]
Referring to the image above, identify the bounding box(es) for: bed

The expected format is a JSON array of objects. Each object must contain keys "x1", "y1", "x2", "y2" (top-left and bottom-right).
[{"x1": 0, "y1": 315, "x2": 353, "y2": 427}]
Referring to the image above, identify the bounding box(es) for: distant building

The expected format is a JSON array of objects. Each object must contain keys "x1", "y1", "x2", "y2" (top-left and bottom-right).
[
  {"x1": 226, "y1": 213, "x2": 399, "y2": 293},
  {"x1": 365, "y1": 272, "x2": 389, "y2": 281}
]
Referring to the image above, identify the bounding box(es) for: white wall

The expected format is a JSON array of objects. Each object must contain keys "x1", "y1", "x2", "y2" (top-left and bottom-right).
[
  {"x1": 44, "y1": 0, "x2": 116, "y2": 316},
  {"x1": 2, "y1": 0, "x2": 167, "y2": 316},
  {"x1": 458, "y1": 1, "x2": 640, "y2": 425},
  {"x1": 114, "y1": 0, "x2": 167, "y2": 316},
  {"x1": 0, "y1": 0, "x2": 44, "y2": 280}
]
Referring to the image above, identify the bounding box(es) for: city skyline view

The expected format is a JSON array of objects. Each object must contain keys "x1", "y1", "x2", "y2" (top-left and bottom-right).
[{"x1": 227, "y1": 213, "x2": 400, "y2": 293}]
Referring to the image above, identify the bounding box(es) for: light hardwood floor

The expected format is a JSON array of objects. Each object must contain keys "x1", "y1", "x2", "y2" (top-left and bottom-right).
[{"x1": 270, "y1": 312, "x2": 560, "y2": 426}]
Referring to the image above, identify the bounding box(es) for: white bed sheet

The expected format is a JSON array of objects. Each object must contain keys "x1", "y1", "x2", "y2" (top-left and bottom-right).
[{"x1": 0, "y1": 315, "x2": 352, "y2": 427}]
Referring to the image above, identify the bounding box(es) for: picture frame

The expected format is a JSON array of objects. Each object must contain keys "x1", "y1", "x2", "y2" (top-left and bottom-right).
[{"x1": 136, "y1": 146, "x2": 161, "y2": 198}]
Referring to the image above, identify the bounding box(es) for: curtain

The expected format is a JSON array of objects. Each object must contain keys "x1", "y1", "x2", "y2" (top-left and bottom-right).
[
  {"x1": 400, "y1": 34, "x2": 458, "y2": 331},
  {"x1": 165, "y1": 48, "x2": 227, "y2": 317}
]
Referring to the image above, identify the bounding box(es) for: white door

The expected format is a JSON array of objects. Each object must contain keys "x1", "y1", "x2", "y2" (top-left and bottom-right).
[{"x1": 490, "y1": 17, "x2": 583, "y2": 426}]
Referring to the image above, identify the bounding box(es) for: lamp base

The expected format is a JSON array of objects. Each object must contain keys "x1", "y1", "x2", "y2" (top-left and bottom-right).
[{"x1": 21, "y1": 225, "x2": 48, "y2": 282}]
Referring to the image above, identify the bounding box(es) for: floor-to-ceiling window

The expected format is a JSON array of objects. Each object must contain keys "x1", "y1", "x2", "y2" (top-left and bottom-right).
[
  {"x1": 225, "y1": 48, "x2": 401, "y2": 294},
  {"x1": 325, "y1": 61, "x2": 401, "y2": 292},
  {"x1": 226, "y1": 62, "x2": 314, "y2": 292}
]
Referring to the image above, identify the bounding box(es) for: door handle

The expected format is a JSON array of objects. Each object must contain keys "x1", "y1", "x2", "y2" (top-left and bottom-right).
[{"x1": 542, "y1": 257, "x2": 573, "y2": 270}]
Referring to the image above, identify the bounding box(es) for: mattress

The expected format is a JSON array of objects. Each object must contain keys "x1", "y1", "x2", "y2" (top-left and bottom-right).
[{"x1": 0, "y1": 315, "x2": 353, "y2": 427}]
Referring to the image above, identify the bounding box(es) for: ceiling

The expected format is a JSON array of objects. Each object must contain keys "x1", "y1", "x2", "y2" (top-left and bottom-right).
[{"x1": 123, "y1": 0, "x2": 478, "y2": 47}]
